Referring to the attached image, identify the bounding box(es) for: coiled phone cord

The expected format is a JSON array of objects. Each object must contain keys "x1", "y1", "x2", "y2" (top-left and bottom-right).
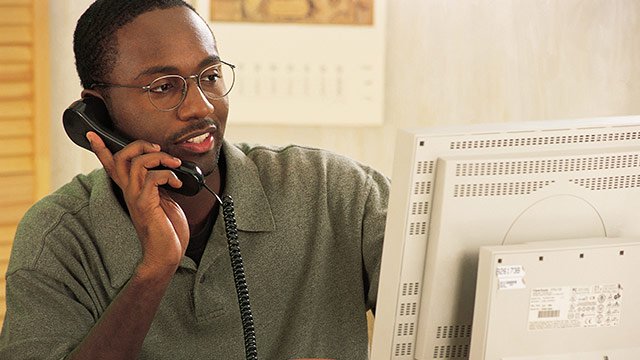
[{"x1": 204, "y1": 184, "x2": 259, "y2": 360}]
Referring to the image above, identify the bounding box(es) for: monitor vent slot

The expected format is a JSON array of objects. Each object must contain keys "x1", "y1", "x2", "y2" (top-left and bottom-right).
[
  {"x1": 394, "y1": 342, "x2": 414, "y2": 357},
  {"x1": 432, "y1": 344, "x2": 470, "y2": 359},
  {"x1": 570, "y1": 174, "x2": 640, "y2": 190},
  {"x1": 455, "y1": 154, "x2": 640, "y2": 177},
  {"x1": 397, "y1": 322, "x2": 416, "y2": 337},
  {"x1": 399, "y1": 302, "x2": 418, "y2": 316},
  {"x1": 409, "y1": 221, "x2": 427, "y2": 235},
  {"x1": 436, "y1": 324, "x2": 473, "y2": 339},
  {"x1": 411, "y1": 201, "x2": 429, "y2": 216},
  {"x1": 417, "y1": 160, "x2": 435, "y2": 174},
  {"x1": 453, "y1": 180, "x2": 554, "y2": 197},
  {"x1": 450, "y1": 131, "x2": 640, "y2": 150},
  {"x1": 402, "y1": 282, "x2": 420, "y2": 296},
  {"x1": 414, "y1": 181, "x2": 432, "y2": 195}
]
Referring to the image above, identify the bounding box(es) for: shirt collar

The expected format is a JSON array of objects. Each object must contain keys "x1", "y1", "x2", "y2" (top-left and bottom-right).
[
  {"x1": 93, "y1": 140, "x2": 275, "y2": 289},
  {"x1": 220, "y1": 141, "x2": 276, "y2": 233}
]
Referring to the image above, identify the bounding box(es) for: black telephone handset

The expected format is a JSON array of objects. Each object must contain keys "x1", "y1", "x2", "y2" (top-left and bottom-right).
[{"x1": 63, "y1": 97, "x2": 204, "y2": 196}]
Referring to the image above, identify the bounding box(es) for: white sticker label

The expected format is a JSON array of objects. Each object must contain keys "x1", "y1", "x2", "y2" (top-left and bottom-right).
[
  {"x1": 498, "y1": 277, "x2": 526, "y2": 290},
  {"x1": 528, "y1": 284, "x2": 623, "y2": 331},
  {"x1": 496, "y1": 265, "x2": 526, "y2": 290},
  {"x1": 496, "y1": 265, "x2": 526, "y2": 278}
]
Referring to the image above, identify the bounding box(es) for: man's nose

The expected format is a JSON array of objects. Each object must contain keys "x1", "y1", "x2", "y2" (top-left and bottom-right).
[{"x1": 177, "y1": 78, "x2": 214, "y2": 120}]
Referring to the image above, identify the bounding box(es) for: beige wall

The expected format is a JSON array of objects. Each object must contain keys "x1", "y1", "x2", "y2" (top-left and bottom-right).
[
  {"x1": 50, "y1": 0, "x2": 96, "y2": 191},
  {"x1": 226, "y1": 0, "x2": 640, "y2": 177},
  {"x1": 51, "y1": 0, "x2": 640, "y2": 185}
]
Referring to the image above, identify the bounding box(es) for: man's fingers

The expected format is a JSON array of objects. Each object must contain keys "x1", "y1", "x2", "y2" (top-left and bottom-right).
[
  {"x1": 135, "y1": 170, "x2": 183, "y2": 205},
  {"x1": 130, "y1": 153, "x2": 182, "y2": 172},
  {"x1": 87, "y1": 132, "x2": 169, "y2": 192},
  {"x1": 107, "y1": 139, "x2": 160, "y2": 190},
  {"x1": 86, "y1": 131, "x2": 116, "y2": 177},
  {"x1": 150, "y1": 170, "x2": 183, "y2": 190},
  {"x1": 114, "y1": 140, "x2": 162, "y2": 159},
  {"x1": 128, "y1": 153, "x2": 182, "y2": 190},
  {"x1": 112, "y1": 140, "x2": 162, "y2": 183}
]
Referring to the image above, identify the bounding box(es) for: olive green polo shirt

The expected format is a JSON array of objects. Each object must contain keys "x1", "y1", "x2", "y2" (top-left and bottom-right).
[{"x1": 0, "y1": 142, "x2": 389, "y2": 360}]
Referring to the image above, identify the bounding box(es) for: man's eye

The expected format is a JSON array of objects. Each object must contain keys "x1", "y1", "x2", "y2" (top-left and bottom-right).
[
  {"x1": 201, "y1": 66, "x2": 222, "y2": 83},
  {"x1": 201, "y1": 73, "x2": 220, "y2": 83},
  {"x1": 150, "y1": 82, "x2": 175, "y2": 94}
]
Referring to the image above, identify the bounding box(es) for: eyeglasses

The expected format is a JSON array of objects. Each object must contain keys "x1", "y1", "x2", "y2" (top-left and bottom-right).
[{"x1": 90, "y1": 60, "x2": 236, "y2": 111}]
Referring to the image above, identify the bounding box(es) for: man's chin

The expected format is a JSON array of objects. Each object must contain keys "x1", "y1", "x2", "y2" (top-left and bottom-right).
[
  {"x1": 167, "y1": 138, "x2": 222, "y2": 176},
  {"x1": 193, "y1": 146, "x2": 222, "y2": 177}
]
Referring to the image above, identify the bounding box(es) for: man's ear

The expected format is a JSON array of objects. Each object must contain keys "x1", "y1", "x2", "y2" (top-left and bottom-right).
[{"x1": 81, "y1": 88, "x2": 103, "y2": 100}]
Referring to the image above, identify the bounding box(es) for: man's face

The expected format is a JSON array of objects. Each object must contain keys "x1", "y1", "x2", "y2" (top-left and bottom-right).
[{"x1": 104, "y1": 6, "x2": 228, "y2": 176}]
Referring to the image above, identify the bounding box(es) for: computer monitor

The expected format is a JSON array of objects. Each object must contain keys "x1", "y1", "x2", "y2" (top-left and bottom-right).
[{"x1": 370, "y1": 117, "x2": 640, "y2": 360}]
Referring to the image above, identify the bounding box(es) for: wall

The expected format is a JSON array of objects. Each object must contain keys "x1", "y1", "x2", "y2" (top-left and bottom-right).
[
  {"x1": 50, "y1": 0, "x2": 640, "y2": 182},
  {"x1": 225, "y1": 0, "x2": 640, "y2": 177},
  {"x1": 50, "y1": 0, "x2": 96, "y2": 191}
]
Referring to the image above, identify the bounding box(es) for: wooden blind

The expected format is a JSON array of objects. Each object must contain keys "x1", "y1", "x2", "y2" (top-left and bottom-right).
[{"x1": 0, "y1": 0, "x2": 50, "y2": 325}]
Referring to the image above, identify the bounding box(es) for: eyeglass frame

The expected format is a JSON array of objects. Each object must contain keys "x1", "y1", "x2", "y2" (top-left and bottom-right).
[{"x1": 89, "y1": 60, "x2": 236, "y2": 112}]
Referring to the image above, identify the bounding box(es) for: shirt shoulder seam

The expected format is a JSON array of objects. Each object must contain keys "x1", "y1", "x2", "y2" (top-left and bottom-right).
[{"x1": 12, "y1": 201, "x2": 91, "y2": 274}]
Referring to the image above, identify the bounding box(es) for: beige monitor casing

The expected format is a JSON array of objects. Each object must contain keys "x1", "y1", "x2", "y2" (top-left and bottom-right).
[
  {"x1": 471, "y1": 237, "x2": 640, "y2": 360},
  {"x1": 370, "y1": 117, "x2": 640, "y2": 360}
]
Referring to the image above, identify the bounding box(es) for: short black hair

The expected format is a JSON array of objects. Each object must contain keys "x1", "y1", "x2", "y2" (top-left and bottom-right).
[{"x1": 73, "y1": 0, "x2": 197, "y2": 89}]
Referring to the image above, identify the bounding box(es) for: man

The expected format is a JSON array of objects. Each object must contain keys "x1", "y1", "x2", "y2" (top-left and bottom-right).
[{"x1": 0, "y1": 1, "x2": 389, "y2": 359}]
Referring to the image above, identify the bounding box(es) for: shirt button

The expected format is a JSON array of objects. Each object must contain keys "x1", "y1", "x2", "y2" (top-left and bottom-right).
[{"x1": 199, "y1": 275, "x2": 206, "y2": 284}]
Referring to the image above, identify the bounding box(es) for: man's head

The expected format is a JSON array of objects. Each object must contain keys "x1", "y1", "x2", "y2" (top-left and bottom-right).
[
  {"x1": 74, "y1": 0, "x2": 197, "y2": 90},
  {"x1": 74, "y1": 0, "x2": 229, "y2": 177}
]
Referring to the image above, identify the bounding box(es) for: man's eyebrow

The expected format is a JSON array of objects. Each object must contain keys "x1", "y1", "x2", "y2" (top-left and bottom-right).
[
  {"x1": 135, "y1": 65, "x2": 180, "y2": 80},
  {"x1": 198, "y1": 55, "x2": 221, "y2": 69}
]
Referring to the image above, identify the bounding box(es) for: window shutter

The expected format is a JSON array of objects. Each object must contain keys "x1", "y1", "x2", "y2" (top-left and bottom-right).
[{"x1": 0, "y1": 0, "x2": 50, "y2": 325}]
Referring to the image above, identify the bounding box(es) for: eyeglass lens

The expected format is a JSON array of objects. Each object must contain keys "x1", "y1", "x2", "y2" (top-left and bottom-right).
[{"x1": 147, "y1": 62, "x2": 235, "y2": 110}]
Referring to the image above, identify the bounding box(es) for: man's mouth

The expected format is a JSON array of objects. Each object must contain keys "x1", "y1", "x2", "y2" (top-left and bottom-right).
[
  {"x1": 186, "y1": 133, "x2": 209, "y2": 144},
  {"x1": 176, "y1": 131, "x2": 215, "y2": 154}
]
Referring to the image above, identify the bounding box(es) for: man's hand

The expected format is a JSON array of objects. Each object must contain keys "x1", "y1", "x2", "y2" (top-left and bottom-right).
[
  {"x1": 86, "y1": 131, "x2": 190, "y2": 273},
  {"x1": 65, "y1": 132, "x2": 193, "y2": 360}
]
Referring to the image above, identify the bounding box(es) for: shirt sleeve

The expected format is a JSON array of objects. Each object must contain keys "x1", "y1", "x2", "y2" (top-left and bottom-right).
[
  {"x1": 361, "y1": 169, "x2": 391, "y2": 313},
  {"x1": 0, "y1": 267, "x2": 96, "y2": 359}
]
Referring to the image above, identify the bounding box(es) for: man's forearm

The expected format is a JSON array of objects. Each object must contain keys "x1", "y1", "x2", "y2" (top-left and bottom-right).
[{"x1": 67, "y1": 264, "x2": 176, "y2": 360}]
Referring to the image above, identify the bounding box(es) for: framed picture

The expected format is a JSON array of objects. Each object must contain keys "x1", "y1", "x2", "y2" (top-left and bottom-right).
[
  {"x1": 210, "y1": 0, "x2": 374, "y2": 25},
  {"x1": 194, "y1": 0, "x2": 386, "y2": 126}
]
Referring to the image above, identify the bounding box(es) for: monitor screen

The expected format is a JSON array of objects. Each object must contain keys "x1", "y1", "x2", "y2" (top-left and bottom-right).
[{"x1": 370, "y1": 117, "x2": 640, "y2": 360}]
